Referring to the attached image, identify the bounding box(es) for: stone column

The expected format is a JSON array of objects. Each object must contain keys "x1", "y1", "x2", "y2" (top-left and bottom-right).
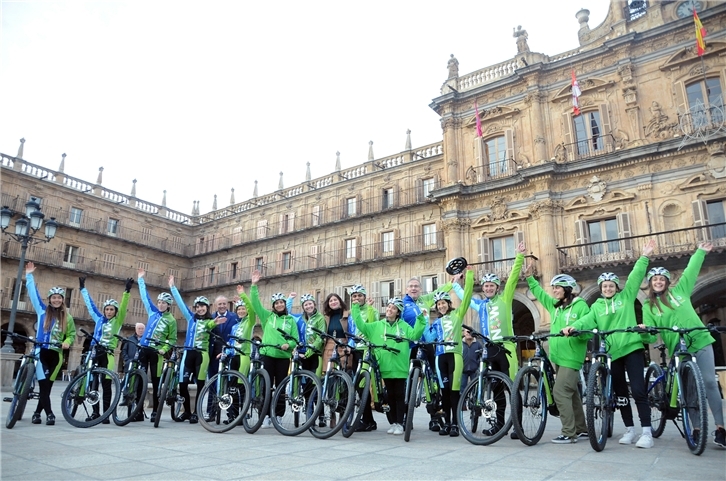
[
  {"x1": 528, "y1": 199, "x2": 562, "y2": 330},
  {"x1": 442, "y1": 215, "x2": 471, "y2": 263},
  {"x1": 526, "y1": 91, "x2": 547, "y2": 163},
  {"x1": 441, "y1": 117, "x2": 461, "y2": 185}
]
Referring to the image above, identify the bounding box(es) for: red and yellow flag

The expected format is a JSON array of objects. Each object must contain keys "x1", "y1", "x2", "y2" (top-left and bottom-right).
[{"x1": 694, "y1": 8, "x2": 707, "y2": 56}]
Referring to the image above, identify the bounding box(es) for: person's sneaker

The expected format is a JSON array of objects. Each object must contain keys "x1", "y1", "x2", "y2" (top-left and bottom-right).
[
  {"x1": 189, "y1": 414, "x2": 198, "y2": 424},
  {"x1": 387, "y1": 424, "x2": 396, "y2": 434},
  {"x1": 619, "y1": 427, "x2": 636, "y2": 444},
  {"x1": 150, "y1": 412, "x2": 157, "y2": 423},
  {"x1": 429, "y1": 419, "x2": 441, "y2": 432},
  {"x1": 261, "y1": 416, "x2": 272, "y2": 429},
  {"x1": 356, "y1": 421, "x2": 377, "y2": 432},
  {"x1": 132, "y1": 412, "x2": 145, "y2": 422},
  {"x1": 101, "y1": 418, "x2": 110, "y2": 425},
  {"x1": 46, "y1": 414, "x2": 55, "y2": 426},
  {"x1": 85, "y1": 413, "x2": 100, "y2": 422},
  {"x1": 510, "y1": 431, "x2": 519, "y2": 440},
  {"x1": 577, "y1": 432, "x2": 589, "y2": 439},
  {"x1": 449, "y1": 425, "x2": 459, "y2": 437},
  {"x1": 175, "y1": 412, "x2": 191, "y2": 423},
  {"x1": 318, "y1": 416, "x2": 326, "y2": 428},
  {"x1": 31, "y1": 413, "x2": 41, "y2": 425},
  {"x1": 692, "y1": 429, "x2": 700, "y2": 445},
  {"x1": 439, "y1": 424, "x2": 451, "y2": 436},
  {"x1": 636, "y1": 433, "x2": 654, "y2": 449},
  {"x1": 714, "y1": 427, "x2": 726, "y2": 448},
  {"x1": 482, "y1": 423, "x2": 502, "y2": 436},
  {"x1": 552, "y1": 435, "x2": 576, "y2": 444},
  {"x1": 392, "y1": 423, "x2": 403, "y2": 435}
]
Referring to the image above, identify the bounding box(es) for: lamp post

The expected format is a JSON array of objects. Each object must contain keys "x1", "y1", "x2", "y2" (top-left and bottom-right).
[{"x1": 1, "y1": 197, "x2": 58, "y2": 353}]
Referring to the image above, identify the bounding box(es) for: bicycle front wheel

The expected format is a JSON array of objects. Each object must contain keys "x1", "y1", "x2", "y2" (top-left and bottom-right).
[
  {"x1": 6, "y1": 362, "x2": 34, "y2": 429},
  {"x1": 197, "y1": 370, "x2": 251, "y2": 433},
  {"x1": 62, "y1": 367, "x2": 121, "y2": 428},
  {"x1": 585, "y1": 361, "x2": 609, "y2": 452},
  {"x1": 309, "y1": 370, "x2": 354, "y2": 439},
  {"x1": 457, "y1": 371, "x2": 513, "y2": 446},
  {"x1": 404, "y1": 367, "x2": 421, "y2": 442},
  {"x1": 679, "y1": 360, "x2": 708, "y2": 455},
  {"x1": 511, "y1": 366, "x2": 547, "y2": 446},
  {"x1": 271, "y1": 369, "x2": 322, "y2": 436},
  {"x1": 342, "y1": 370, "x2": 370, "y2": 438},
  {"x1": 154, "y1": 368, "x2": 173, "y2": 428},
  {"x1": 113, "y1": 369, "x2": 148, "y2": 426},
  {"x1": 243, "y1": 369, "x2": 271, "y2": 434}
]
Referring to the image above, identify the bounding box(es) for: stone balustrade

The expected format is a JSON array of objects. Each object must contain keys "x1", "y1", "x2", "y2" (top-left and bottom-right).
[{"x1": 457, "y1": 60, "x2": 519, "y2": 92}]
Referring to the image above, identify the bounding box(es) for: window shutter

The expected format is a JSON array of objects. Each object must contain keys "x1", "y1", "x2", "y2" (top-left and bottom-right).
[
  {"x1": 674, "y1": 81, "x2": 688, "y2": 116},
  {"x1": 478, "y1": 237, "x2": 491, "y2": 263},
  {"x1": 369, "y1": 281, "x2": 380, "y2": 308},
  {"x1": 599, "y1": 103, "x2": 613, "y2": 151},
  {"x1": 275, "y1": 252, "x2": 283, "y2": 275},
  {"x1": 394, "y1": 278, "x2": 402, "y2": 297},
  {"x1": 341, "y1": 198, "x2": 347, "y2": 220},
  {"x1": 475, "y1": 136, "x2": 484, "y2": 166},
  {"x1": 515, "y1": 230, "x2": 525, "y2": 248},
  {"x1": 356, "y1": 236, "x2": 361, "y2": 260},
  {"x1": 257, "y1": 219, "x2": 268, "y2": 239},
  {"x1": 288, "y1": 212, "x2": 295, "y2": 232},
  {"x1": 692, "y1": 200, "x2": 711, "y2": 241},
  {"x1": 575, "y1": 219, "x2": 591, "y2": 260},
  {"x1": 562, "y1": 112, "x2": 573, "y2": 161},
  {"x1": 616, "y1": 212, "x2": 633, "y2": 255},
  {"x1": 505, "y1": 129, "x2": 515, "y2": 164},
  {"x1": 312, "y1": 205, "x2": 321, "y2": 227},
  {"x1": 278, "y1": 215, "x2": 285, "y2": 235},
  {"x1": 334, "y1": 286, "x2": 344, "y2": 298},
  {"x1": 289, "y1": 249, "x2": 296, "y2": 271},
  {"x1": 357, "y1": 194, "x2": 363, "y2": 216},
  {"x1": 309, "y1": 245, "x2": 319, "y2": 269}
]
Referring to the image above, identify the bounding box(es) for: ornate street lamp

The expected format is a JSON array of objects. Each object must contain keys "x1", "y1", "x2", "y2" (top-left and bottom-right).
[{"x1": 0, "y1": 198, "x2": 58, "y2": 353}]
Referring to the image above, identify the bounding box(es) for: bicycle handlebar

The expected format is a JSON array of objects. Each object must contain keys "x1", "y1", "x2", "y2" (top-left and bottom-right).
[
  {"x1": 310, "y1": 327, "x2": 350, "y2": 348},
  {"x1": 384, "y1": 333, "x2": 457, "y2": 348},
  {"x1": 461, "y1": 325, "x2": 517, "y2": 345},
  {"x1": 568, "y1": 326, "x2": 652, "y2": 337},
  {"x1": 1, "y1": 329, "x2": 62, "y2": 349},
  {"x1": 346, "y1": 335, "x2": 401, "y2": 354}
]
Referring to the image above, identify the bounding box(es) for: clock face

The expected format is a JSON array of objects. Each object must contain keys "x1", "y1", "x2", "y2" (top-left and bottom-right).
[{"x1": 676, "y1": 0, "x2": 703, "y2": 18}]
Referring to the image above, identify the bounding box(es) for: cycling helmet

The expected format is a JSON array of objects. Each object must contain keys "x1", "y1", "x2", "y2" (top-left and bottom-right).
[
  {"x1": 48, "y1": 286, "x2": 65, "y2": 298},
  {"x1": 647, "y1": 267, "x2": 671, "y2": 282},
  {"x1": 433, "y1": 291, "x2": 451, "y2": 302},
  {"x1": 234, "y1": 299, "x2": 246, "y2": 308},
  {"x1": 193, "y1": 296, "x2": 210, "y2": 306},
  {"x1": 103, "y1": 299, "x2": 120, "y2": 309},
  {"x1": 300, "y1": 293, "x2": 316, "y2": 305},
  {"x1": 157, "y1": 292, "x2": 174, "y2": 305},
  {"x1": 270, "y1": 292, "x2": 286, "y2": 302},
  {"x1": 597, "y1": 272, "x2": 620, "y2": 287},
  {"x1": 480, "y1": 273, "x2": 501, "y2": 286},
  {"x1": 550, "y1": 274, "x2": 577, "y2": 289},
  {"x1": 348, "y1": 284, "x2": 367, "y2": 296},
  {"x1": 387, "y1": 297, "x2": 404, "y2": 312}
]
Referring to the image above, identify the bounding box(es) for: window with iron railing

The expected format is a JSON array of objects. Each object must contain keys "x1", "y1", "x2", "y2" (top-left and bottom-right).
[
  {"x1": 574, "y1": 111, "x2": 604, "y2": 156},
  {"x1": 685, "y1": 79, "x2": 723, "y2": 131}
]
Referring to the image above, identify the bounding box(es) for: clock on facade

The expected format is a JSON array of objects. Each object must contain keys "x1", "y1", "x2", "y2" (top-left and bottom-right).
[{"x1": 676, "y1": 0, "x2": 703, "y2": 19}]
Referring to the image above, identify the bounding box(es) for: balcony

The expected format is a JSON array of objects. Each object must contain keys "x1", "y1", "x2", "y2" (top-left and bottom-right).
[
  {"x1": 556, "y1": 222, "x2": 726, "y2": 271},
  {"x1": 473, "y1": 255, "x2": 539, "y2": 284},
  {"x1": 467, "y1": 158, "x2": 520, "y2": 183},
  {"x1": 562, "y1": 133, "x2": 615, "y2": 162}
]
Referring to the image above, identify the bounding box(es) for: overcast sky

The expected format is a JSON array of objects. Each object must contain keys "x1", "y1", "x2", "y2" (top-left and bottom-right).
[{"x1": 0, "y1": 0, "x2": 609, "y2": 214}]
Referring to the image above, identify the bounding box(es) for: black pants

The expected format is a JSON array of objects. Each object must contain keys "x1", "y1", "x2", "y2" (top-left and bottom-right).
[
  {"x1": 180, "y1": 350, "x2": 203, "y2": 415},
  {"x1": 485, "y1": 343, "x2": 510, "y2": 429},
  {"x1": 138, "y1": 348, "x2": 161, "y2": 412},
  {"x1": 384, "y1": 378, "x2": 407, "y2": 425},
  {"x1": 611, "y1": 349, "x2": 650, "y2": 428},
  {"x1": 350, "y1": 351, "x2": 375, "y2": 424},
  {"x1": 437, "y1": 353, "x2": 460, "y2": 425},
  {"x1": 92, "y1": 351, "x2": 113, "y2": 416},
  {"x1": 35, "y1": 348, "x2": 60, "y2": 415},
  {"x1": 262, "y1": 356, "x2": 290, "y2": 418}
]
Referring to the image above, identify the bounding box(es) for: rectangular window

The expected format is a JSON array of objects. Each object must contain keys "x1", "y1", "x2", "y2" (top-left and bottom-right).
[
  {"x1": 69, "y1": 207, "x2": 83, "y2": 226},
  {"x1": 107, "y1": 218, "x2": 119, "y2": 235},
  {"x1": 102, "y1": 253, "x2": 116, "y2": 271},
  {"x1": 485, "y1": 136, "x2": 507, "y2": 177},
  {"x1": 64, "y1": 244, "x2": 80, "y2": 264},
  {"x1": 64, "y1": 287, "x2": 73, "y2": 308},
  {"x1": 137, "y1": 261, "x2": 150, "y2": 272},
  {"x1": 282, "y1": 252, "x2": 292, "y2": 271},
  {"x1": 573, "y1": 111, "x2": 603, "y2": 156},
  {"x1": 198, "y1": 237, "x2": 206, "y2": 254},
  {"x1": 231, "y1": 262, "x2": 238, "y2": 279},
  {"x1": 422, "y1": 275, "x2": 439, "y2": 294},
  {"x1": 491, "y1": 236, "x2": 515, "y2": 261},
  {"x1": 382, "y1": 188, "x2": 394, "y2": 209},
  {"x1": 686, "y1": 79, "x2": 724, "y2": 129},
  {"x1": 423, "y1": 223, "x2": 437, "y2": 247},
  {"x1": 171, "y1": 235, "x2": 183, "y2": 251},
  {"x1": 422, "y1": 178, "x2": 435, "y2": 198},
  {"x1": 141, "y1": 227, "x2": 151, "y2": 242},
  {"x1": 382, "y1": 231, "x2": 395, "y2": 253},
  {"x1": 347, "y1": 197, "x2": 357, "y2": 217},
  {"x1": 168, "y1": 268, "x2": 179, "y2": 280},
  {"x1": 11, "y1": 279, "x2": 27, "y2": 303},
  {"x1": 380, "y1": 280, "x2": 395, "y2": 307},
  {"x1": 312, "y1": 205, "x2": 321, "y2": 227},
  {"x1": 588, "y1": 218, "x2": 620, "y2": 256},
  {"x1": 345, "y1": 238, "x2": 357, "y2": 259},
  {"x1": 256, "y1": 220, "x2": 268, "y2": 239},
  {"x1": 208, "y1": 267, "x2": 215, "y2": 284},
  {"x1": 280, "y1": 214, "x2": 290, "y2": 234},
  {"x1": 706, "y1": 199, "x2": 726, "y2": 240},
  {"x1": 255, "y1": 257, "x2": 264, "y2": 271},
  {"x1": 131, "y1": 298, "x2": 144, "y2": 317}
]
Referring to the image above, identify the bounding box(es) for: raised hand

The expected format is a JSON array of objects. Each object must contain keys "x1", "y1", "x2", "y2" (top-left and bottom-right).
[
  {"x1": 124, "y1": 278, "x2": 134, "y2": 292},
  {"x1": 366, "y1": 297, "x2": 374, "y2": 306},
  {"x1": 79, "y1": 277, "x2": 86, "y2": 289},
  {"x1": 522, "y1": 262, "x2": 534, "y2": 277},
  {"x1": 698, "y1": 242, "x2": 713, "y2": 253},
  {"x1": 516, "y1": 241, "x2": 526, "y2": 254},
  {"x1": 289, "y1": 292, "x2": 297, "y2": 299},
  {"x1": 137, "y1": 268, "x2": 145, "y2": 279},
  {"x1": 168, "y1": 275, "x2": 175, "y2": 288},
  {"x1": 236, "y1": 284, "x2": 245, "y2": 295},
  {"x1": 642, "y1": 239, "x2": 656, "y2": 256},
  {"x1": 25, "y1": 261, "x2": 36, "y2": 274},
  {"x1": 251, "y1": 269, "x2": 261, "y2": 284}
]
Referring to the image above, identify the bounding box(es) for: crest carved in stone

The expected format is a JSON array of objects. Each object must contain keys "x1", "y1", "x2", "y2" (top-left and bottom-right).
[{"x1": 587, "y1": 175, "x2": 607, "y2": 202}]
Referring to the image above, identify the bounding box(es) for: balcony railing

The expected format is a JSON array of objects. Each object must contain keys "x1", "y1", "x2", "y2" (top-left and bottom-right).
[
  {"x1": 563, "y1": 133, "x2": 615, "y2": 162},
  {"x1": 678, "y1": 101, "x2": 725, "y2": 137},
  {"x1": 474, "y1": 255, "x2": 539, "y2": 284},
  {"x1": 468, "y1": 158, "x2": 519, "y2": 183},
  {"x1": 556, "y1": 222, "x2": 726, "y2": 270}
]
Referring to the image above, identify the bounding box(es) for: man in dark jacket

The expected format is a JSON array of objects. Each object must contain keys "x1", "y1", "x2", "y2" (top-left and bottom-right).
[
  {"x1": 208, "y1": 296, "x2": 239, "y2": 379},
  {"x1": 461, "y1": 327, "x2": 482, "y2": 393},
  {"x1": 122, "y1": 323, "x2": 145, "y2": 372}
]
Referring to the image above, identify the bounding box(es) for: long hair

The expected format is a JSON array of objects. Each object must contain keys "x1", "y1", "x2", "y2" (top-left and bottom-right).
[
  {"x1": 44, "y1": 301, "x2": 68, "y2": 334},
  {"x1": 323, "y1": 293, "x2": 348, "y2": 317},
  {"x1": 554, "y1": 287, "x2": 575, "y2": 309},
  {"x1": 435, "y1": 300, "x2": 453, "y2": 318},
  {"x1": 194, "y1": 304, "x2": 214, "y2": 320},
  {"x1": 647, "y1": 278, "x2": 674, "y2": 314}
]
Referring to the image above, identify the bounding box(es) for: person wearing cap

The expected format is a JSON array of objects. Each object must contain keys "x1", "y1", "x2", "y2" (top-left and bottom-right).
[
  {"x1": 350, "y1": 297, "x2": 427, "y2": 435},
  {"x1": 639, "y1": 242, "x2": 724, "y2": 448},
  {"x1": 563, "y1": 239, "x2": 655, "y2": 448},
  {"x1": 525, "y1": 269, "x2": 590, "y2": 444},
  {"x1": 79, "y1": 275, "x2": 134, "y2": 424},
  {"x1": 424, "y1": 268, "x2": 474, "y2": 437},
  {"x1": 169, "y1": 276, "x2": 225, "y2": 424},
  {"x1": 249, "y1": 269, "x2": 299, "y2": 428},
  {"x1": 137, "y1": 268, "x2": 178, "y2": 423},
  {"x1": 24, "y1": 262, "x2": 76, "y2": 426}
]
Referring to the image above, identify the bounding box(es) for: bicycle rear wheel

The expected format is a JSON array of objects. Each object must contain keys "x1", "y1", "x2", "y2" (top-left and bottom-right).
[
  {"x1": 457, "y1": 371, "x2": 513, "y2": 446},
  {"x1": 511, "y1": 366, "x2": 547, "y2": 446},
  {"x1": 61, "y1": 367, "x2": 121, "y2": 428},
  {"x1": 154, "y1": 368, "x2": 173, "y2": 428},
  {"x1": 271, "y1": 370, "x2": 322, "y2": 436},
  {"x1": 197, "y1": 371, "x2": 251, "y2": 433},
  {"x1": 586, "y1": 361, "x2": 609, "y2": 452},
  {"x1": 679, "y1": 360, "x2": 708, "y2": 455},
  {"x1": 342, "y1": 370, "x2": 370, "y2": 438},
  {"x1": 243, "y1": 369, "x2": 271, "y2": 434},
  {"x1": 404, "y1": 367, "x2": 421, "y2": 442},
  {"x1": 113, "y1": 369, "x2": 148, "y2": 426},
  {"x1": 6, "y1": 363, "x2": 34, "y2": 429},
  {"x1": 309, "y1": 370, "x2": 354, "y2": 439}
]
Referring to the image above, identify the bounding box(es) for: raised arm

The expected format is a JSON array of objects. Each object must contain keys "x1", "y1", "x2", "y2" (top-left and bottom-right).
[
  {"x1": 137, "y1": 268, "x2": 157, "y2": 316},
  {"x1": 79, "y1": 276, "x2": 104, "y2": 323},
  {"x1": 24, "y1": 262, "x2": 46, "y2": 314},
  {"x1": 249, "y1": 270, "x2": 272, "y2": 327},
  {"x1": 623, "y1": 240, "x2": 654, "y2": 299}
]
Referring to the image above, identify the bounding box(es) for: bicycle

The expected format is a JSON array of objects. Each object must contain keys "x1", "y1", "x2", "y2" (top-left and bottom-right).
[
  {"x1": 388, "y1": 335, "x2": 454, "y2": 442},
  {"x1": 340, "y1": 335, "x2": 399, "y2": 437},
  {"x1": 61, "y1": 329, "x2": 121, "y2": 428},
  {"x1": 645, "y1": 325, "x2": 714, "y2": 455},
  {"x1": 455, "y1": 327, "x2": 516, "y2": 446},
  {"x1": 236, "y1": 337, "x2": 272, "y2": 434},
  {"x1": 510, "y1": 332, "x2": 564, "y2": 445},
  {"x1": 2, "y1": 330, "x2": 60, "y2": 429},
  {"x1": 151, "y1": 340, "x2": 191, "y2": 428},
  {"x1": 307, "y1": 328, "x2": 355, "y2": 439},
  {"x1": 272, "y1": 328, "x2": 323, "y2": 436},
  {"x1": 111, "y1": 334, "x2": 148, "y2": 426}
]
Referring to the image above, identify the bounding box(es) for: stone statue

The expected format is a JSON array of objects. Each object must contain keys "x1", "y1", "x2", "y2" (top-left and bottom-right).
[
  {"x1": 645, "y1": 101, "x2": 670, "y2": 138},
  {"x1": 447, "y1": 54, "x2": 459, "y2": 79},
  {"x1": 513, "y1": 25, "x2": 530, "y2": 54}
]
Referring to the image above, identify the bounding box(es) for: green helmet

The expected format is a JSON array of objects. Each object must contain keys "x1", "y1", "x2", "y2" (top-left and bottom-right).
[
  {"x1": 48, "y1": 286, "x2": 66, "y2": 298},
  {"x1": 480, "y1": 274, "x2": 501, "y2": 286},
  {"x1": 647, "y1": 267, "x2": 671, "y2": 282},
  {"x1": 387, "y1": 297, "x2": 404, "y2": 312},
  {"x1": 433, "y1": 291, "x2": 451, "y2": 302},
  {"x1": 193, "y1": 296, "x2": 210, "y2": 306},
  {"x1": 300, "y1": 293, "x2": 316, "y2": 305},
  {"x1": 550, "y1": 274, "x2": 577, "y2": 289},
  {"x1": 103, "y1": 299, "x2": 120, "y2": 309}
]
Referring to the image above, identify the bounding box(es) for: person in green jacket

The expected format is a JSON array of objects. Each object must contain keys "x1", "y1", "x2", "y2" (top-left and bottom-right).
[
  {"x1": 525, "y1": 270, "x2": 590, "y2": 444},
  {"x1": 231, "y1": 285, "x2": 257, "y2": 377},
  {"x1": 79, "y1": 275, "x2": 133, "y2": 424},
  {"x1": 249, "y1": 269, "x2": 299, "y2": 428},
  {"x1": 351, "y1": 297, "x2": 427, "y2": 435},
  {"x1": 564, "y1": 239, "x2": 655, "y2": 449},
  {"x1": 25, "y1": 262, "x2": 76, "y2": 426},
  {"x1": 639, "y1": 242, "x2": 725, "y2": 448}
]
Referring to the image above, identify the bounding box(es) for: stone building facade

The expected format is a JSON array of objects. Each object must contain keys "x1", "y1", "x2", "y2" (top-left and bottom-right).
[{"x1": 2, "y1": 0, "x2": 726, "y2": 370}]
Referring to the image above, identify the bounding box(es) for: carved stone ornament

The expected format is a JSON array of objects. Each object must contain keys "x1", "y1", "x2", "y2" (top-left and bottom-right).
[
  {"x1": 528, "y1": 199, "x2": 562, "y2": 218},
  {"x1": 553, "y1": 142, "x2": 567, "y2": 164},
  {"x1": 645, "y1": 101, "x2": 678, "y2": 139},
  {"x1": 617, "y1": 63, "x2": 634, "y2": 84},
  {"x1": 442, "y1": 217, "x2": 471, "y2": 232},
  {"x1": 587, "y1": 175, "x2": 607, "y2": 202},
  {"x1": 490, "y1": 196, "x2": 508, "y2": 221},
  {"x1": 706, "y1": 141, "x2": 726, "y2": 179},
  {"x1": 622, "y1": 87, "x2": 637, "y2": 106}
]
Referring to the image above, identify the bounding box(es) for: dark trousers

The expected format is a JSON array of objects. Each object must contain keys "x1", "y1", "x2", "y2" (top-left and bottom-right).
[
  {"x1": 611, "y1": 349, "x2": 650, "y2": 427},
  {"x1": 35, "y1": 348, "x2": 60, "y2": 415},
  {"x1": 92, "y1": 351, "x2": 113, "y2": 415},
  {"x1": 262, "y1": 356, "x2": 290, "y2": 418},
  {"x1": 384, "y1": 378, "x2": 407, "y2": 425},
  {"x1": 138, "y1": 348, "x2": 161, "y2": 412}
]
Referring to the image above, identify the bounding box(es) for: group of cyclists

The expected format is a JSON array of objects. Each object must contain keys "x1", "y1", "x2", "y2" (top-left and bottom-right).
[{"x1": 14, "y1": 239, "x2": 726, "y2": 450}]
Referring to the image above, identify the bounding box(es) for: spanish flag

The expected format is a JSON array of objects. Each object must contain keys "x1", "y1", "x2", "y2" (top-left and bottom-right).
[{"x1": 694, "y1": 8, "x2": 707, "y2": 56}]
